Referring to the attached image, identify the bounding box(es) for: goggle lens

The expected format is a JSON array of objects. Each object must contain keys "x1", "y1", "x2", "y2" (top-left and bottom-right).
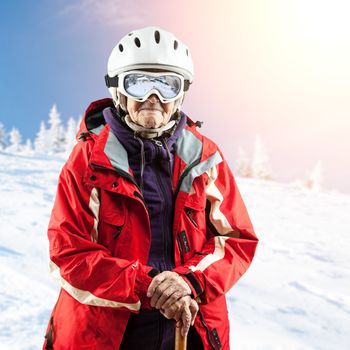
[{"x1": 124, "y1": 73, "x2": 182, "y2": 100}]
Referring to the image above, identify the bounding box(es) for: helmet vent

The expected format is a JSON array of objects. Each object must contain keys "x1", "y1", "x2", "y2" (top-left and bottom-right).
[
  {"x1": 118, "y1": 44, "x2": 124, "y2": 52},
  {"x1": 134, "y1": 37, "x2": 141, "y2": 48},
  {"x1": 186, "y1": 48, "x2": 189, "y2": 56},
  {"x1": 128, "y1": 32, "x2": 133, "y2": 36},
  {"x1": 174, "y1": 40, "x2": 178, "y2": 50},
  {"x1": 154, "y1": 30, "x2": 160, "y2": 44}
]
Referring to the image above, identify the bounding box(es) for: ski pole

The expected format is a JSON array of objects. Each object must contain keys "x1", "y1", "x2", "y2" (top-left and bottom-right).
[{"x1": 175, "y1": 321, "x2": 187, "y2": 350}]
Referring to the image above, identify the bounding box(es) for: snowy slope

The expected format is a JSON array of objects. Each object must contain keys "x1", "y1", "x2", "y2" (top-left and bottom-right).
[{"x1": 0, "y1": 152, "x2": 349, "y2": 350}]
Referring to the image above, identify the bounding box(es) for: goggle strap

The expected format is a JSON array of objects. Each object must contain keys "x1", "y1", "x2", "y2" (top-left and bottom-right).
[
  {"x1": 105, "y1": 75, "x2": 119, "y2": 88},
  {"x1": 184, "y1": 80, "x2": 191, "y2": 92}
]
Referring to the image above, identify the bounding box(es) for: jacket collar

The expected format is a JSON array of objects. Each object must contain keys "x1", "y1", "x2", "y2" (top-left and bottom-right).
[
  {"x1": 80, "y1": 99, "x2": 222, "y2": 194},
  {"x1": 102, "y1": 106, "x2": 187, "y2": 164}
]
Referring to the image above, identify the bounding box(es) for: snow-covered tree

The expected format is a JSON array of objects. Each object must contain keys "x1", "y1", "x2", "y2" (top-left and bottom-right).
[
  {"x1": 47, "y1": 104, "x2": 65, "y2": 154},
  {"x1": 0, "y1": 122, "x2": 7, "y2": 150},
  {"x1": 235, "y1": 146, "x2": 252, "y2": 178},
  {"x1": 304, "y1": 161, "x2": 323, "y2": 192},
  {"x1": 34, "y1": 121, "x2": 50, "y2": 154},
  {"x1": 251, "y1": 135, "x2": 272, "y2": 180},
  {"x1": 22, "y1": 138, "x2": 34, "y2": 156},
  {"x1": 6, "y1": 127, "x2": 22, "y2": 153},
  {"x1": 64, "y1": 117, "x2": 78, "y2": 154}
]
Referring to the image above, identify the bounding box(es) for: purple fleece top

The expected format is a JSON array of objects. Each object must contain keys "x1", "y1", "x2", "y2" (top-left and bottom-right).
[
  {"x1": 103, "y1": 107, "x2": 203, "y2": 350},
  {"x1": 103, "y1": 107, "x2": 187, "y2": 350},
  {"x1": 103, "y1": 106, "x2": 187, "y2": 272}
]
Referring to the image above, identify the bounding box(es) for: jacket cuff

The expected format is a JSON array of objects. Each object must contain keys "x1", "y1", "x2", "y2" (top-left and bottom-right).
[
  {"x1": 181, "y1": 271, "x2": 204, "y2": 299},
  {"x1": 136, "y1": 267, "x2": 159, "y2": 310}
]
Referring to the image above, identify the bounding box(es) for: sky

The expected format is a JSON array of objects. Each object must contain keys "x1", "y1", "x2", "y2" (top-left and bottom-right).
[{"x1": 1, "y1": 0, "x2": 349, "y2": 193}]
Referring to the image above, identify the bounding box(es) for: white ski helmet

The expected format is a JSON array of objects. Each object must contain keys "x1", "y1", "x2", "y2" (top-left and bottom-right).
[{"x1": 105, "y1": 26, "x2": 194, "y2": 112}]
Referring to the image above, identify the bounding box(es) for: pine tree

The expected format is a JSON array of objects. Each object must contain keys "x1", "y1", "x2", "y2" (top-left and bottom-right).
[
  {"x1": 235, "y1": 146, "x2": 252, "y2": 178},
  {"x1": 0, "y1": 122, "x2": 7, "y2": 150},
  {"x1": 47, "y1": 104, "x2": 65, "y2": 154},
  {"x1": 64, "y1": 117, "x2": 78, "y2": 155},
  {"x1": 251, "y1": 135, "x2": 272, "y2": 180},
  {"x1": 304, "y1": 161, "x2": 323, "y2": 192},
  {"x1": 22, "y1": 138, "x2": 34, "y2": 155},
  {"x1": 6, "y1": 127, "x2": 22, "y2": 153},
  {"x1": 34, "y1": 121, "x2": 49, "y2": 154}
]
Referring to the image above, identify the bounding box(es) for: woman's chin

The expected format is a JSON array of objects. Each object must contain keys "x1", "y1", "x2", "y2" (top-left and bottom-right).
[{"x1": 137, "y1": 112, "x2": 164, "y2": 129}]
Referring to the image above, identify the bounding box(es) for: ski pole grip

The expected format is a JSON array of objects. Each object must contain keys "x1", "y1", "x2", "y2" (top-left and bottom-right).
[{"x1": 175, "y1": 321, "x2": 187, "y2": 350}]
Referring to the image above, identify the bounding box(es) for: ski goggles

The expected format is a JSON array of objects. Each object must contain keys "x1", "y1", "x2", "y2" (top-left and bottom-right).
[{"x1": 105, "y1": 70, "x2": 190, "y2": 103}]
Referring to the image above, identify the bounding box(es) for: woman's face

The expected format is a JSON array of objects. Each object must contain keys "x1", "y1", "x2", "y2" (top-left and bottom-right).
[{"x1": 126, "y1": 94, "x2": 175, "y2": 129}]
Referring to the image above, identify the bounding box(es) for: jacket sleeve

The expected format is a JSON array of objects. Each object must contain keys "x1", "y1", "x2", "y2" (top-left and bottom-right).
[
  {"x1": 48, "y1": 158, "x2": 155, "y2": 313},
  {"x1": 172, "y1": 154, "x2": 259, "y2": 304}
]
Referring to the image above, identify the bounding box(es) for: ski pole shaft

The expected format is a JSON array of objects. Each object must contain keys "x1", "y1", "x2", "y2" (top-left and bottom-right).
[{"x1": 175, "y1": 321, "x2": 187, "y2": 350}]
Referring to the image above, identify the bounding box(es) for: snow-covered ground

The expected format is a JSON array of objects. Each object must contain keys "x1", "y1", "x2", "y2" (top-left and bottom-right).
[{"x1": 0, "y1": 152, "x2": 349, "y2": 349}]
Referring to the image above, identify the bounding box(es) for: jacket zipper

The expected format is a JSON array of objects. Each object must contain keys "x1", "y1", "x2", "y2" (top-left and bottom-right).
[
  {"x1": 177, "y1": 234, "x2": 185, "y2": 264},
  {"x1": 198, "y1": 310, "x2": 216, "y2": 349},
  {"x1": 152, "y1": 139, "x2": 174, "y2": 347},
  {"x1": 185, "y1": 208, "x2": 198, "y2": 227},
  {"x1": 153, "y1": 140, "x2": 173, "y2": 269}
]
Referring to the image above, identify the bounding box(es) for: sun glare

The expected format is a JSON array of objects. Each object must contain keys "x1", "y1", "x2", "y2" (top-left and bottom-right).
[{"x1": 289, "y1": 0, "x2": 350, "y2": 44}]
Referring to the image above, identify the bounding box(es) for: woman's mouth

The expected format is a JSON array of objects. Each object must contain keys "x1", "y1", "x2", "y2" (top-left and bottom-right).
[{"x1": 139, "y1": 107, "x2": 163, "y2": 112}]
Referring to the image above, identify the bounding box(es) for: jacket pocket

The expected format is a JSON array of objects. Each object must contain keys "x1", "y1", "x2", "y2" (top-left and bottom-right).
[
  {"x1": 98, "y1": 192, "x2": 126, "y2": 241},
  {"x1": 98, "y1": 208, "x2": 126, "y2": 247},
  {"x1": 185, "y1": 207, "x2": 199, "y2": 227},
  {"x1": 44, "y1": 315, "x2": 54, "y2": 350},
  {"x1": 183, "y1": 198, "x2": 205, "y2": 232},
  {"x1": 113, "y1": 225, "x2": 124, "y2": 239}
]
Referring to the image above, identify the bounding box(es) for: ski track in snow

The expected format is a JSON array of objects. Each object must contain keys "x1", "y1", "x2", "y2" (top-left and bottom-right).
[{"x1": 0, "y1": 152, "x2": 349, "y2": 349}]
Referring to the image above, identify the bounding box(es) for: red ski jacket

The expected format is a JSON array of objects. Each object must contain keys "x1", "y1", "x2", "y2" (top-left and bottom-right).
[{"x1": 43, "y1": 98, "x2": 259, "y2": 350}]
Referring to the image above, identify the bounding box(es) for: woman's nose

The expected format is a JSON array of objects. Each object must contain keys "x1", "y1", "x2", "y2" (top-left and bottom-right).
[{"x1": 147, "y1": 94, "x2": 160, "y2": 103}]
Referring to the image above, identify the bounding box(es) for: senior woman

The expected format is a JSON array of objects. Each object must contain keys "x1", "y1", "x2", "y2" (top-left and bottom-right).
[{"x1": 43, "y1": 26, "x2": 258, "y2": 350}]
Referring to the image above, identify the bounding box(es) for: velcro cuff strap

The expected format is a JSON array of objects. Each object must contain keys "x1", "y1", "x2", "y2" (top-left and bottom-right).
[
  {"x1": 148, "y1": 268, "x2": 159, "y2": 278},
  {"x1": 184, "y1": 271, "x2": 203, "y2": 297}
]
